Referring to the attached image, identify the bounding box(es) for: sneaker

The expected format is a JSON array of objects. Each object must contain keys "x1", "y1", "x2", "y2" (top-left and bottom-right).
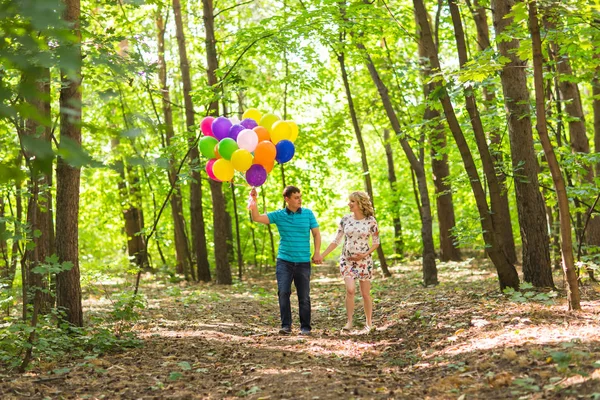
[
  {"x1": 299, "y1": 329, "x2": 311, "y2": 336},
  {"x1": 279, "y1": 327, "x2": 291, "y2": 335}
]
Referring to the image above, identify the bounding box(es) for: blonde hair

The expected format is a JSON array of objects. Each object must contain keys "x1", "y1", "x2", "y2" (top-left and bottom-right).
[{"x1": 350, "y1": 191, "x2": 374, "y2": 218}]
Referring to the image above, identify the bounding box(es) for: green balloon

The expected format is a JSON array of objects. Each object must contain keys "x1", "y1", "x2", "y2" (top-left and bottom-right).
[
  {"x1": 200, "y1": 136, "x2": 218, "y2": 158},
  {"x1": 218, "y1": 138, "x2": 238, "y2": 160}
]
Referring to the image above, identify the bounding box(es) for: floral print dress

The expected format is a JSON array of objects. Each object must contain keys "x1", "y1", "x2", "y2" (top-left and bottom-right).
[{"x1": 332, "y1": 214, "x2": 380, "y2": 281}]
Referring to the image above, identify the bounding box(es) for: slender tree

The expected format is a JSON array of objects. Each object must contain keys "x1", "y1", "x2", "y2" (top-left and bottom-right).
[
  {"x1": 337, "y1": 47, "x2": 391, "y2": 277},
  {"x1": 111, "y1": 138, "x2": 151, "y2": 273},
  {"x1": 156, "y1": 10, "x2": 193, "y2": 278},
  {"x1": 546, "y1": 20, "x2": 600, "y2": 251},
  {"x1": 22, "y1": 67, "x2": 54, "y2": 314},
  {"x1": 467, "y1": 0, "x2": 517, "y2": 264},
  {"x1": 528, "y1": 0, "x2": 580, "y2": 310},
  {"x1": 414, "y1": 0, "x2": 519, "y2": 289},
  {"x1": 355, "y1": 38, "x2": 438, "y2": 285},
  {"x1": 415, "y1": 9, "x2": 461, "y2": 262},
  {"x1": 490, "y1": 0, "x2": 553, "y2": 287},
  {"x1": 55, "y1": 0, "x2": 83, "y2": 326},
  {"x1": 202, "y1": 0, "x2": 232, "y2": 284},
  {"x1": 172, "y1": 0, "x2": 211, "y2": 281},
  {"x1": 595, "y1": 54, "x2": 600, "y2": 179},
  {"x1": 382, "y1": 129, "x2": 404, "y2": 258},
  {"x1": 448, "y1": 0, "x2": 522, "y2": 269}
]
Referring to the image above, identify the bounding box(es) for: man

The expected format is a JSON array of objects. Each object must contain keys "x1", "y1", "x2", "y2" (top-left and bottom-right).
[{"x1": 250, "y1": 186, "x2": 322, "y2": 335}]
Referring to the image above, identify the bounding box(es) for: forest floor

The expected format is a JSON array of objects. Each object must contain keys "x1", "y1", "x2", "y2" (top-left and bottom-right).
[{"x1": 3, "y1": 259, "x2": 600, "y2": 399}]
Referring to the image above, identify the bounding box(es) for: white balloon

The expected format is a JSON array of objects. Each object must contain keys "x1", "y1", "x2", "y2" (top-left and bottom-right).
[
  {"x1": 229, "y1": 116, "x2": 241, "y2": 125},
  {"x1": 236, "y1": 129, "x2": 259, "y2": 152}
]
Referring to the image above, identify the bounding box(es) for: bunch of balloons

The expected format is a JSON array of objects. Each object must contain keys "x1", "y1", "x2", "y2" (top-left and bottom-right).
[{"x1": 199, "y1": 108, "x2": 298, "y2": 187}]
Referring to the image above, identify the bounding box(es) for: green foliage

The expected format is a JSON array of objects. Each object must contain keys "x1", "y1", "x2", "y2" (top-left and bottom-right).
[
  {"x1": 109, "y1": 291, "x2": 146, "y2": 322},
  {"x1": 237, "y1": 386, "x2": 261, "y2": 397},
  {"x1": 31, "y1": 254, "x2": 74, "y2": 276},
  {"x1": 0, "y1": 309, "x2": 141, "y2": 371},
  {"x1": 512, "y1": 377, "x2": 541, "y2": 393},
  {"x1": 503, "y1": 282, "x2": 558, "y2": 304}
]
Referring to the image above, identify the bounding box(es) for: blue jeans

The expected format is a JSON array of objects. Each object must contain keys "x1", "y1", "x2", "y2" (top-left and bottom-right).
[{"x1": 276, "y1": 258, "x2": 311, "y2": 331}]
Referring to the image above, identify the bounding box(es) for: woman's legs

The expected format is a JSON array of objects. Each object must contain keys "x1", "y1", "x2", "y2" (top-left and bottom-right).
[
  {"x1": 359, "y1": 280, "x2": 373, "y2": 328},
  {"x1": 343, "y1": 276, "x2": 355, "y2": 329}
]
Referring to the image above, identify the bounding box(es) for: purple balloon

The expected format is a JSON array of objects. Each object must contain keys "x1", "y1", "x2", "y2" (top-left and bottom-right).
[
  {"x1": 245, "y1": 164, "x2": 267, "y2": 187},
  {"x1": 240, "y1": 118, "x2": 258, "y2": 130},
  {"x1": 275, "y1": 140, "x2": 295, "y2": 163},
  {"x1": 212, "y1": 116, "x2": 232, "y2": 141},
  {"x1": 228, "y1": 124, "x2": 245, "y2": 141}
]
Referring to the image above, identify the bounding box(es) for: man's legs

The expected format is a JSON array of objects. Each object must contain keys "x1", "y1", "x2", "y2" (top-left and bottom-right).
[
  {"x1": 294, "y1": 262, "x2": 312, "y2": 332},
  {"x1": 276, "y1": 259, "x2": 294, "y2": 330}
]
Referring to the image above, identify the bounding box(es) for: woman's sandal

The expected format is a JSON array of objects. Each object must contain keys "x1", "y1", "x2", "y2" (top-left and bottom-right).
[
  {"x1": 363, "y1": 325, "x2": 375, "y2": 334},
  {"x1": 341, "y1": 324, "x2": 352, "y2": 332}
]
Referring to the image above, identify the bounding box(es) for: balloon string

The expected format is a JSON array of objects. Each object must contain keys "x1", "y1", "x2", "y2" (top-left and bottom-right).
[{"x1": 247, "y1": 188, "x2": 256, "y2": 210}]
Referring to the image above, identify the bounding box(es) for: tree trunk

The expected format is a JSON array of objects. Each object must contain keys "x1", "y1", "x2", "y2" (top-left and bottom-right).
[
  {"x1": 551, "y1": 44, "x2": 600, "y2": 251},
  {"x1": 528, "y1": 0, "x2": 580, "y2": 310},
  {"x1": 23, "y1": 67, "x2": 54, "y2": 314},
  {"x1": 469, "y1": 0, "x2": 517, "y2": 264},
  {"x1": 355, "y1": 41, "x2": 438, "y2": 285},
  {"x1": 416, "y1": 12, "x2": 461, "y2": 262},
  {"x1": 56, "y1": 0, "x2": 83, "y2": 326},
  {"x1": 230, "y1": 183, "x2": 243, "y2": 280},
  {"x1": 449, "y1": 0, "x2": 526, "y2": 271},
  {"x1": 0, "y1": 195, "x2": 19, "y2": 316},
  {"x1": 414, "y1": 0, "x2": 519, "y2": 290},
  {"x1": 112, "y1": 139, "x2": 151, "y2": 274},
  {"x1": 202, "y1": 0, "x2": 232, "y2": 284},
  {"x1": 173, "y1": 0, "x2": 212, "y2": 282},
  {"x1": 382, "y1": 129, "x2": 404, "y2": 258},
  {"x1": 491, "y1": 0, "x2": 553, "y2": 287},
  {"x1": 595, "y1": 54, "x2": 600, "y2": 178},
  {"x1": 337, "y1": 50, "x2": 391, "y2": 277},
  {"x1": 156, "y1": 10, "x2": 192, "y2": 277},
  {"x1": 0, "y1": 198, "x2": 7, "y2": 286}
]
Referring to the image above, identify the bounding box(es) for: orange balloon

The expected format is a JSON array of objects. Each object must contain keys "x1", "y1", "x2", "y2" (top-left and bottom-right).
[
  {"x1": 214, "y1": 144, "x2": 222, "y2": 159},
  {"x1": 253, "y1": 141, "x2": 276, "y2": 165},
  {"x1": 253, "y1": 126, "x2": 270, "y2": 142},
  {"x1": 263, "y1": 159, "x2": 275, "y2": 173}
]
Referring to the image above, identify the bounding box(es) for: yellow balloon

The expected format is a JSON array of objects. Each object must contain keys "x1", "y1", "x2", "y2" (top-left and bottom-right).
[
  {"x1": 212, "y1": 159, "x2": 234, "y2": 182},
  {"x1": 242, "y1": 108, "x2": 262, "y2": 122},
  {"x1": 231, "y1": 149, "x2": 253, "y2": 172},
  {"x1": 259, "y1": 113, "x2": 280, "y2": 133},
  {"x1": 286, "y1": 120, "x2": 299, "y2": 142},
  {"x1": 270, "y1": 120, "x2": 291, "y2": 144}
]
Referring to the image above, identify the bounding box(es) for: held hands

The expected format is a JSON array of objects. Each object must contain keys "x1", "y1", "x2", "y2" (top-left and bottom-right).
[{"x1": 312, "y1": 253, "x2": 323, "y2": 265}]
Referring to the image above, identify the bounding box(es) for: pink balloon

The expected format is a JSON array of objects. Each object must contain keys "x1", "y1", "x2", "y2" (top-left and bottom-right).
[
  {"x1": 205, "y1": 159, "x2": 220, "y2": 181},
  {"x1": 201, "y1": 117, "x2": 215, "y2": 137}
]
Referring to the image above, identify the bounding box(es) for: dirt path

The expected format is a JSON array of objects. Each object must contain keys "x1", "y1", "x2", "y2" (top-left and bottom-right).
[{"x1": 3, "y1": 262, "x2": 600, "y2": 399}]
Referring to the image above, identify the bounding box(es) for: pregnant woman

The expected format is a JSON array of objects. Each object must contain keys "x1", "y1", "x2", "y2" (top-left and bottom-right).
[{"x1": 320, "y1": 191, "x2": 380, "y2": 332}]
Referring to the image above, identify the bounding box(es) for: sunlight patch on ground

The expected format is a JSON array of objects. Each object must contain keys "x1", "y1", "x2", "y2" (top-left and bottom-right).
[
  {"x1": 138, "y1": 324, "x2": 261, "y2": 343},
  {"x1": 311, "y1": 276, "x2": 344, "y2": 284},
  {"x1": 440, "y1": 323, "x2": 600, "y2": 356}
]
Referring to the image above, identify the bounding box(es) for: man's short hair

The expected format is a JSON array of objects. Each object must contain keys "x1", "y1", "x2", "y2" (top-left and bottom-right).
[{"x1": 283, "y1": 185, "x2": 300, "y2": 198}]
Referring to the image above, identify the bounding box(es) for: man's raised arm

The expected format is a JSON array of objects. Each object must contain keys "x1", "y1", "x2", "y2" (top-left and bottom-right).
[{"x1": 249, "y1": 188, "x2": 270, "y2": 225}]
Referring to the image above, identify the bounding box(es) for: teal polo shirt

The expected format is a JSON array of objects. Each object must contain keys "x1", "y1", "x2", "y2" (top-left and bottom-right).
[{"x1": 267, "y1": 207, "x2": 319, "y2": 262}]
